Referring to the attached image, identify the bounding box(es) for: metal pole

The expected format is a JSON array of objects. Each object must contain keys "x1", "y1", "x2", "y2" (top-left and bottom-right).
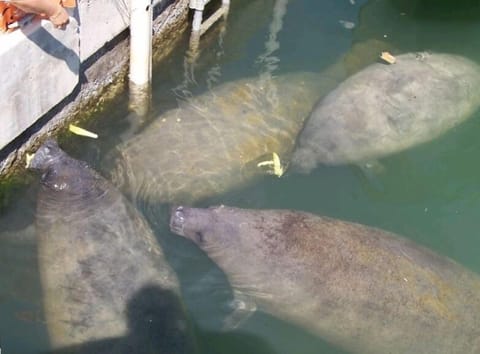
[
  {"x1": 130, "y1": 0, "x2": 152, "y2": 86},
  {"x1": 129, "y1": 0, "x2": 153, "y2": 116}
]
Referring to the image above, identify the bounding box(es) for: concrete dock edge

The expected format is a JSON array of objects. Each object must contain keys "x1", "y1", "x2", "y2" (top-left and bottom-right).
[{"x1": 0, "y1": 0, "x2": 190, "y2": 178}]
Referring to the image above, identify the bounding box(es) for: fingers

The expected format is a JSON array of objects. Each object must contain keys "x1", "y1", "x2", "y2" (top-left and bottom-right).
[{"x1": 49, "y1": 5, "x2": 69, "y2": 29}]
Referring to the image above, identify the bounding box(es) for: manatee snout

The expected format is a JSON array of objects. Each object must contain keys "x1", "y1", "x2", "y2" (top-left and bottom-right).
[
  {"x1": 170, "y1": 206, "x2": 217, "y2": 246},
  {"x1": 27, "y1": 139, "x2": 65, "y2": 172},
  {"x1": 170, "y1": 206, "x2": 187, "y2": 236}
]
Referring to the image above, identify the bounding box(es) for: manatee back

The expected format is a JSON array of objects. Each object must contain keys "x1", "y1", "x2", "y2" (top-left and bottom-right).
[
  {"x1": 110, "y1": 72, "x2": 333, "y2": 205},
  {"x1": 292, "y1": 52, "x2": 480, "y2": 171},
  {"x1": 255, "y1": 210, "x2": 480, "y2": 354},
  {"x1": 35, "y1": 152, "x2": 194, "y2": 352},
  {"x1": 180, "y1": 206, "x2": 480, "y2": 354}
]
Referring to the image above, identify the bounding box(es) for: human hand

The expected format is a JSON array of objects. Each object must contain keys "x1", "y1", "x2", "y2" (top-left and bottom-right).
[
  {"x1": 8, "y1": 0, "x2": 71, "y2": 29},
  {"x1": 47, "y1": 4, "x2": 69, "y2": 29}
]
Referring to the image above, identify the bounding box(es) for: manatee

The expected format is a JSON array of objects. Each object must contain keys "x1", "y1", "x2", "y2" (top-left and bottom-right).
[
  {"x1": 170, "y1": 205, "x2": 480, "y2": 354},
  {"x1": 109, "y1": 72, "x2": 338, "y2": 205},
  {"x1": 291, "y1": 52, "x2": 480, "y2": 172},
  {"x1": 28, "y1": 140, "x2": 196, "y2": 353}
]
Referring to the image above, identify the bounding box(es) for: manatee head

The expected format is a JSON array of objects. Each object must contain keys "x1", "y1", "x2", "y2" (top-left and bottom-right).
[
  {"x1": 170, "y1": 205, "x2": 253, "y2": 255},
  {"x1": 28, "y1": 139, "x2": 67, "y2": 172},
  {"x1": 170, "y1": 206, "x2": 218, "y2": 246},
  {"x1": 170, "y1": 205, "x2": 295, "y2": 273},
  {"x1": 170, "y1": 205, "x2": 270, "y2": 296},
  {"x1": 170, "y1": 206, "x2": 306, "y2": 299},
  {"x1": 28, "y1": 139, "x2": 94, "y2": 195}
]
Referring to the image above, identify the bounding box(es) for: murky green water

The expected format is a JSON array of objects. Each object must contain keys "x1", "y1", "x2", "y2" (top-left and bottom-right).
[{"x1": 2, "y1": 0, "x2": 480, "y2": 352}]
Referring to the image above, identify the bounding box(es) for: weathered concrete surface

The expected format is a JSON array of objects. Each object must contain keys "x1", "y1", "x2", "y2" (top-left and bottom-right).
[
  {"x1": 0, "y1": 18, "x2": 80, "y2": 151},
  {"x1": 78, "y1": 0, "x2": 129, "y2": 62},
  {"x1": 79, "y1": 0, "x2": 179, "y2": 61},
  {"x1": 0, "y1": 0, "x2": 189, "y2": 178}
]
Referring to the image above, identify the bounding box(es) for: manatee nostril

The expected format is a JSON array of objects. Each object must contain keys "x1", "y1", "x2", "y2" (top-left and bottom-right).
[
  {"x1": 175, "y1": 208, "x2": 185, "y2": 223},
  {"x1": 194, "y1": 231, "x2": 204, "y2": 244},
  {"x1": 170, "y1": 206, "x2": 186, "y2": 236}
]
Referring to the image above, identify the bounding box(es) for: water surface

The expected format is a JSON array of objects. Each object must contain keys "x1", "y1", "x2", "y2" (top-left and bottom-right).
[{"x1": 2, "y1": 0, "x2": 480, "y2": 352}]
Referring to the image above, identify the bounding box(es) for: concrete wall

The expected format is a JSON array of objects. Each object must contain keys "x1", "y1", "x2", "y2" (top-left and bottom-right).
[
  {"x1": 0, "y1": 0, "x2": 176, "y2": 150},
  {"x1": 78, "y1": 0, "x2": 130, "y2": 61},
  {"x1": 0, "y1": 18, "x2": 79, "y2": 150}
]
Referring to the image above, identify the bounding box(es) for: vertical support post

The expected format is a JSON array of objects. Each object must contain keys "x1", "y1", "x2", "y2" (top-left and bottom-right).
[
  {"x1": 192, "y1": 8, "x2": 204, "y2": 32},
  {"x1": 129, "y1": 0, "x2": 153, "y2": 116},
  {"x1": 188, "y1": 0, "x2": 230, "y2": 59},
  {"x1": 189, "y1": 0, "x2": 205, "y2": 56}
]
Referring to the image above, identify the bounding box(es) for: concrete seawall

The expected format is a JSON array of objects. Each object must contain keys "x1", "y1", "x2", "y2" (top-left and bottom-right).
[{"x1": 0, "y1": 0, "x2": 190, "y2": 177}]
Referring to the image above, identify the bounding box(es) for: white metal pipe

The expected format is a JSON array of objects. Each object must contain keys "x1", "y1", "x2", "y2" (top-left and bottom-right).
[
  {"x1": 129, "y1": 82, "x2": 151, "y2": 116},
  {"x1": 129, "y1": 0, "x2": 153, "y2": 86},
  {"x1": 192, "y1": 9, "x2": 203, "y2": 32}
]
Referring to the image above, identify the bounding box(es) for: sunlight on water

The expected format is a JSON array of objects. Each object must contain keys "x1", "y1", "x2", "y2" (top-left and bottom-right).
[{"x1": 2, "y1": 0, "x2": 480, "y2": 353}]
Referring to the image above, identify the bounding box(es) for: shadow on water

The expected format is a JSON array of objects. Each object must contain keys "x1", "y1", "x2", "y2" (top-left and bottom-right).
[{"x1": 43, "y1": 285, "x2": 197, "y2": 354}]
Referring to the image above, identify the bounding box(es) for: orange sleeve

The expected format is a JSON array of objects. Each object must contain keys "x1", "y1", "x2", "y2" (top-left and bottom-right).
[{"x1": 7, "y1": 0, "x2": 63, "y2": 17}]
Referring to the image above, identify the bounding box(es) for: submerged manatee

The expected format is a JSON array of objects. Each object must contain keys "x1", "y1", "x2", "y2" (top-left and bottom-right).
[
  {"x1": 28, "y1": 140, "x2": 196, "y2": 353},
  {"x1": 170, "y1": 205, "x2": 480, "y2": 354},
  {"x1": 292, "y1": 52, "x2": 480, "y2": 172},
  {"x1": 109, "y1": 72, "x2": 337, "y2": 205}
]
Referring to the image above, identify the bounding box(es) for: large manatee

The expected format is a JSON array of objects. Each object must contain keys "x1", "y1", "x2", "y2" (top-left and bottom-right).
[
  {"x1": 170, "y1": 205, "x2": 480, "y2": 354},
  {"x1": 28, "y1": 140, "x2": 196, "y2": 353},
  {"x1": 291, "y1": 52, "x2": 480, "y2": 172},
  {"x1": 109, "y1": 72, "x2": 337, "y2": 205}
]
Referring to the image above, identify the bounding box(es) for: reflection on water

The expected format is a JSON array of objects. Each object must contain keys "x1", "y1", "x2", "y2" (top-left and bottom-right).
[
  {"x1": 2, "y1": 0, "x2": 480, "y2": 353},
  {"x1": 353, "y1": 0, "x2": 480, "y2": 60}
]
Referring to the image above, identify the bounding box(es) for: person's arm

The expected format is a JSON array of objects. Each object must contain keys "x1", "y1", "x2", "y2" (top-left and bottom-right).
[{"x1": 8, "y1": 0, "x2": 69, "y2": 28}]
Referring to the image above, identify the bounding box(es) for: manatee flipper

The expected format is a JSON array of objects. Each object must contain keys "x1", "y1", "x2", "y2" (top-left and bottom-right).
[{"x1": 222, "y1": 290, "x2": 258, "y2": 330}]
